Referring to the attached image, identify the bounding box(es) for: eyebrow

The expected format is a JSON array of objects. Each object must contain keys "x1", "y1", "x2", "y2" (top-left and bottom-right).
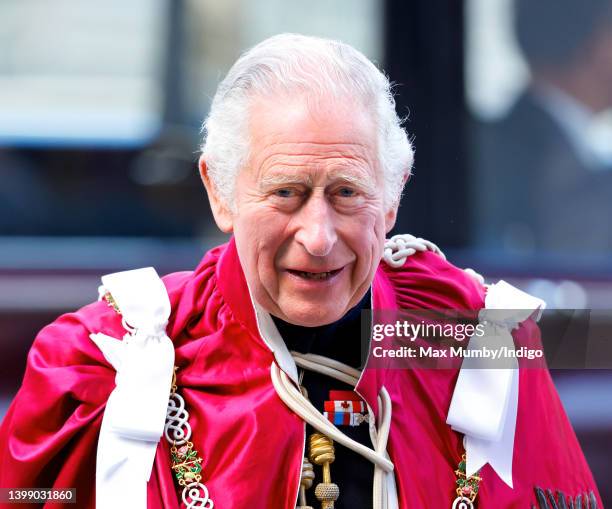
[
  {"x1": 328, "y1": 170, "x2": 377, "y2": 196},
  {"x1": 259, "y1": 170, "x2": 377, "y2": 196},
  {"x1": 259, "y1": 173, "x2": 314, "y2": 188}
]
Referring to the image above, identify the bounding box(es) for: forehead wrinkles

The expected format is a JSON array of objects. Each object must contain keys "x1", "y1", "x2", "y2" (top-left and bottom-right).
[
  {"x1": 253, "y1": 141, "x2": 376, "y2": 174},
  {"x1": 259, "y1": 166, "x2": 374, "y2": 186}
]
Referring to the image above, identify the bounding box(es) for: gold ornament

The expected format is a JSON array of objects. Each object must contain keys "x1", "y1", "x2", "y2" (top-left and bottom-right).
[
  {"x1": 309, "y1": 433, "x2": 339, "y2": 509},
  {"x1": 296, "y1": 457, "x2": 315, "y2": 509}
]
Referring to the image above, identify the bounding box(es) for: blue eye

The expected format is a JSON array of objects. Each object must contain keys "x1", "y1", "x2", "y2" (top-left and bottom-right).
[
  {"x1": 275, "y1": 188, "x2": 294, "y2": 198},
  {"x1": 337, "y1": 187, "x2": 356, "y2": 197}
]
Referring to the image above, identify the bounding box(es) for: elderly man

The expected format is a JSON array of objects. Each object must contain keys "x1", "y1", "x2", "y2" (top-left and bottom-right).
[{"x1": 0, "y1": 34, "x2": 601, "y2": 509}]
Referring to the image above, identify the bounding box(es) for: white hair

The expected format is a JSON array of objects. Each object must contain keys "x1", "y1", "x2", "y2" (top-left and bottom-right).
[{"x1": 201, "y1": 33, "x2": 414, "y2": 211}]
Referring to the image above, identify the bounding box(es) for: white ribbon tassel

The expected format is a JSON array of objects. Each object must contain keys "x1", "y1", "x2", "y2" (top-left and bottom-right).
[
  {"x1": 447, "y1": 280, "x2": 545, "y2": 488},
  {"x1": 89, "y1": 267, "x2": 175, "y2": 509}
]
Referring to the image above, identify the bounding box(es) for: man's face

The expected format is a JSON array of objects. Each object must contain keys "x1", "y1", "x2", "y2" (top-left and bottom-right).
[{"x1": 212, "y1": 96, "x2": 398, "y2": 326}]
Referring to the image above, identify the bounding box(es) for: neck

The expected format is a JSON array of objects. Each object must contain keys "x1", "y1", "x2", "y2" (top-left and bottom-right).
[{"x1": 271, "y1": 289, "x2": 371, "y2": 369}]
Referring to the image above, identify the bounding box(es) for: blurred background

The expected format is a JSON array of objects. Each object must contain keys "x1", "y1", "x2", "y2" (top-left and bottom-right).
[{"x1": 1, "y1": 0, "x2": 611, "y2": 501}]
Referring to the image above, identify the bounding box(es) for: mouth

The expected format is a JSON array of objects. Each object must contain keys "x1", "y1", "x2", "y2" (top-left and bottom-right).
[{"x1": 286, "y1": 267, "x2": 343, "y2": 281}]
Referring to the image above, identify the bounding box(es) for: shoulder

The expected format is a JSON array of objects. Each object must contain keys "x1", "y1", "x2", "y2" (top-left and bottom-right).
[
  {"x1": 31, "y1": 242, "x2": 230, "y2": 367},
  {"x1": 378, "y1": 235, "x2": 486, "y2": 310},
  {"x1": 27, "y1": 300, "x2": 112, "y2": 370},
  {"x1": 5, "y1": 242, "x2": 230, "y2": 420}
]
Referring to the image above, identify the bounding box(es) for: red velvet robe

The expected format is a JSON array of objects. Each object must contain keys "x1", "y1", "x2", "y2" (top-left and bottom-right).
[{"x1": 0, "y1": 238, "x2": 602, "y2": 508}]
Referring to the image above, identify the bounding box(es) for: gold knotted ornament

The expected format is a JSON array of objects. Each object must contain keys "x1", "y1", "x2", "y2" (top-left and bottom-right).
[
  {"x1": 296, "y1": 457, "x2": 316, "y2": 509},
  {"x1": 309, "y1": 433, "x2": 339, "y2": 509}
]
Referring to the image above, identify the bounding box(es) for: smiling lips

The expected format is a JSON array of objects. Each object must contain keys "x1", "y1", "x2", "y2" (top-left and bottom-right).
[{"x1": 287, "y1": 267, "x2": 343, "y2": 281}]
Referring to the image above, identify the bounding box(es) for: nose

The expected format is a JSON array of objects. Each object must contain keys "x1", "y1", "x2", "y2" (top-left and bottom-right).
[{"x1": 294, "y1": 192, "x2": 338, "y2": 257}]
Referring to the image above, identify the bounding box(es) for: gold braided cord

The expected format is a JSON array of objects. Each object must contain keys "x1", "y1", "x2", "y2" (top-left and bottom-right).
[
  {"x1": 309, "y1": 432, "x2": 339, "y2": 509},
  {"x1": 103, "y1": 292, "x2": 121, "y2": 314}
]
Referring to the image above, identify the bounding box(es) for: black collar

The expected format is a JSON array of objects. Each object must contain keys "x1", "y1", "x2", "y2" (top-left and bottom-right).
[{"x1": 271, "y1": 289, "x2": 371, "y2": 369}]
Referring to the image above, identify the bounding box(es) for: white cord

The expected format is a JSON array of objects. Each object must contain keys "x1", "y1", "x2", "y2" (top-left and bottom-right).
[
  {"x1": 271, "y1": 353, "x2": 398, "y2": 509},
  {"x1": 382, "y1": 233, "x2": 446, "y2": 267},
  {"x1": 382, "y1": 233, "x2": 485, "y2": 287},
  {"x1": 292, "y1": 352, "x2": 361, "y2": 385}
]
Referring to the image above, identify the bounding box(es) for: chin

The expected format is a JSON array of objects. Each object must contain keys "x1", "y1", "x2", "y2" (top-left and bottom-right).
[{"x1": 281, "y1": 302, "x2": 347, "y2": 327}]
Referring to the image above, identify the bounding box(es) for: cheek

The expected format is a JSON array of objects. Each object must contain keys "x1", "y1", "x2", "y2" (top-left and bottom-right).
[
  {"x1": 352, "y1": 203, "x2": 387, "y2": 238},
  {"x1": 236, "y1": 204, "x2": 281, "y2": 240},
  {"x1": 343, "y1": 206, "x2": 386, "y2": 268},
  {"x1": 236, "y1": 207, "x2": 291, "y2": 274}
]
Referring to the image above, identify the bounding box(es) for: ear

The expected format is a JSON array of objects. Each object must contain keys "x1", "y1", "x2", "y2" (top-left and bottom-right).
[
  {"x1": 384, "y1": 171, "x2": 410, "y2": 233},
  {"x1": 198, "y1": 155, "x2": 234, "y2": 233},
  {"x1": 384, "y1": 204, "x2": 399, "y2": 234}
]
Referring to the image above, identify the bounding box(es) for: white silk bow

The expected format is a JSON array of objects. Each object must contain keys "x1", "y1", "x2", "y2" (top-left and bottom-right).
[
  {"x1": 89, "y1": 267, "x2": 175, "y2": 509},
  {"x1": 446, "y1": 280, "x2": 545, "y2": 488}
]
